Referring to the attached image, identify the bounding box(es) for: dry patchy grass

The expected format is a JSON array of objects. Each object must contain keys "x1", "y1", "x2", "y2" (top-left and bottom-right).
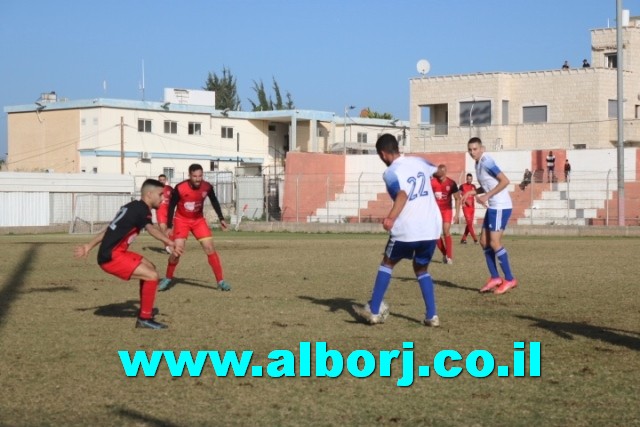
[{"x1": 0, "y1": 232, "x2": 638, "y2": 426}]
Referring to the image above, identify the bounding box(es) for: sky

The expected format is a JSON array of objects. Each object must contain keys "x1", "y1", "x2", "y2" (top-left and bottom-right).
[{"x1": 0, "y1": 0, "x2": 636, "y2": 160}]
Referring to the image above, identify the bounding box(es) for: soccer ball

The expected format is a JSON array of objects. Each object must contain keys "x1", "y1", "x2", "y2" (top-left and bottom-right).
[{"x1": 364, "y1": 300, "x2": 390, "y2": 323}]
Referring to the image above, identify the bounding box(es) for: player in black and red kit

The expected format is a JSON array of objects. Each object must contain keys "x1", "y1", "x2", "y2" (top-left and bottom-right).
[
  {"x1": 459, "y1": 173, "x2": 479, "y2": 244},
  {"x1": 73, "y1": 179, "x2": 180, "y2": 329},
  {"x1": 158, "y1": 163, "x2": 231, "y2": 292},
  {"x1": 431, "y1": 164, "x2": 461, "y2": 264},
  {"x1": 156, "y1": 174, "x2": 173, "y2": 233}
]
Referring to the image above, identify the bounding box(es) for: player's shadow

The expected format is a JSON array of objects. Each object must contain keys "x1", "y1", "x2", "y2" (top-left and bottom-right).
[
  {"x1": 21, "y1": 285, "x2": 76, "y2": 294},
  {"x1": 395, "y1": 276, "x2": 477, "y2": 292},
  {"x1": 142, "y1": 246, "x2": 170, "y2": 254},
  {"x1": 109, "y1": 405, "x2": 180, "y2": 427},
  {"x1": 77, "y1": 300, "x2": 159, "y2": 318},
  {"x1": 158, "y1": 277, "x2": 213, "y2": 292},
  {"x1": 297, "y1": 295, "x2": 422, "y2": 325},
  {"x1": 0, "y1": 244, "x2": 38, "y2": 330},
  {"x1": 516, "y1": 315, "x2": 640, "y2": 351}
]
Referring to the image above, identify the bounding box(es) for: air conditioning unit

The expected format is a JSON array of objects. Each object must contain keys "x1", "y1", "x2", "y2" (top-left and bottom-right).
[{"x1": 140, "y1": 151, "x2": 152, "y2": 160}]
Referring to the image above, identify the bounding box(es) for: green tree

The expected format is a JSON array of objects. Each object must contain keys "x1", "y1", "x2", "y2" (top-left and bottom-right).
[
  {"x1": 360, "y1": 108, "x2": 394, "y2": 120},
  {"x1": 204, "y1": 66, "x2": 241, "y2": 111},
  {"x1": 248, "y1": 78, "x2": 295, "y2": 111}
]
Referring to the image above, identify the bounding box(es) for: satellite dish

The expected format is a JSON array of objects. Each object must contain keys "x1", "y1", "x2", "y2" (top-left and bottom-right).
[{"x1": 417, "y1": 59, "x2": 431, "y2": 76}]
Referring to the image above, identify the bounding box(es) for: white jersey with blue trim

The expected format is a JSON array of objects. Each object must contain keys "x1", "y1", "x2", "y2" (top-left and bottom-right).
[
  {"x1": 475, "y1": 153, "x2": 512, "y2": 209},
  {"x1": 383, "y1": 156, "x2": 442, "y2": 241}
]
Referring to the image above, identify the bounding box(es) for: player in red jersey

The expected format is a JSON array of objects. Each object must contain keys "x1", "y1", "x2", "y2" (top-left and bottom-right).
[
  {"x1": 156, "y1": 174, "x2": 173, "y2": 233},
  {"x1": 159, "y1": 163, "x2": 231, "y2": 292},
  {"x1": 73, "y1": 179, "x2": 181, "y2": 329},
  {"x1": 459, "y1": 173, "x2": 479, "y2": 244},
  {"x1": 431, "y1": 164, "x2": 461, "y2": 264}
]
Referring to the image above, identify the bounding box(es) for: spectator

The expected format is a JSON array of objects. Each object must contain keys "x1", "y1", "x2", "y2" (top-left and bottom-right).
[
  {"x1": 564, "y1": 159, "x2": 571, "y2": 182},
  {"x1": 546, "y1": 151, "x2": 556, "y2": 183},
  {"x1": 519, "y1": 168, "x2": 532, "y2": 191},
  {"x1": 562, "y1": 61, "x2": 570, "y2": 70},
  {"x1": 582, "y1": 59, "x2": 590, "y2": 68}
]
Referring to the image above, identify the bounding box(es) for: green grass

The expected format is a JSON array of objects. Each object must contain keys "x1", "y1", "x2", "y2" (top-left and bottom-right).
[{"x1": 0, "y1": 232, "x2": 638, "y2": 426}]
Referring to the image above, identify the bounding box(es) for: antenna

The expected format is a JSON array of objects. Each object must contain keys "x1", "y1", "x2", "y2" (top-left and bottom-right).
[
  {"x1": 139, "y1": 59, "x2": 145, "y2": 101},
  {"x1": 417, "y1": 59, "x2": 431, "y2": 77}
]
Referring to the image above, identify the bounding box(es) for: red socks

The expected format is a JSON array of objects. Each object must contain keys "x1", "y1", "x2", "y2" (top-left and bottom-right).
[
  {"x1": 165, "y1": 259, "x2": 179, "y2": 279},
  {"x1": 207, "y1": 252, "x2": 224, "y2": 282},
  {"x1": 139, "y1": 279, "x2": 158, "y2": 319}
]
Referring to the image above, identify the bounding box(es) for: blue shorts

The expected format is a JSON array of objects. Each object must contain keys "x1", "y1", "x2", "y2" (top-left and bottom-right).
[
  {"x1": 384, "y1": 238, "x2": 437, "y2": 266},
  {"x1": 483, "y1": 208, "x2": 512, "y2": 232}
]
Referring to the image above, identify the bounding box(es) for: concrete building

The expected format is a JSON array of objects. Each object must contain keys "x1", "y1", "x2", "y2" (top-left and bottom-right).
[
  {"x1": 4, "y1": 89, "x2": 408, "y2": 178},
  {"x1": 409, "y1": 15, "x2": 640, "y2": 152}
]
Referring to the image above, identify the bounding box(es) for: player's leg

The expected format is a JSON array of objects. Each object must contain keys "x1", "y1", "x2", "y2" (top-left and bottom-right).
[
  {"x1": 465, "y1": 207, "x2": 478, "y2": 243},
  {"x1": 159, "y1": 238, "x2": 184, "y2": 291},
  {"x1": 442, "y1": 220, "x2": 453, "y2": 263},
  {"x1": 354, "y1": 238, "x2": 401, "y2": 324},
  {"x1": 413, "y1": 240, "x2": 439, "y2": 327},
  {"x1": 194, "y1": 218, "x2": 230, "y2": 291},
  {"x1": 489, "y1": 209, "x2": 517, "y2": 294},
  {"x1": 479, "y1": 210, "x2": 502, "y2": 293}
]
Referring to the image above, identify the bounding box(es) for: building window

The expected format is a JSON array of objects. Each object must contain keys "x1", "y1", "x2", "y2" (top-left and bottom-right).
[
  {"x1": 268, "y1": 124, "x2": 276, "y2": 132},
  {"x1": 608, "y1": 100, "x2": 618, "y2": 118},
  {"x1": 522, "y1": 105, "x2": 547, "y2": 123},
  {"x1": 138, "y1": 119, "x2": 152, "y2": 133},
  {"x1": 210, "y1": 160, "x2": 219, "y2": 171},
  {"x1": 222, "y1": 126, "x2": 234, "y2": 139},
  {"x1": 606, "y1": 53, "x2": 617, "y2": 69},
  {"x1": 459, "y1": 100, "x2": 491, "y2": 126},
  {"x1": 502, "y1": 100, "x2": 509, "y2": 125},
  {"x1": 523, "y1": 106, "x2": 548, "y2": 123},
  {"x1": 164, "y1": 121, "x2": 177, "y2": 134},
  {"x1": 92, "y1": 167, "x2": 98, "y2": 173},
  {"x1": 163, "y1": 167, "x2": 174, "y2": 180},
  {"x1": 357, "y1": 132, "x2": 368, "y2": 143},
  {"x1": 188, "y1": 122, "x2": 202, "y2": 135}
]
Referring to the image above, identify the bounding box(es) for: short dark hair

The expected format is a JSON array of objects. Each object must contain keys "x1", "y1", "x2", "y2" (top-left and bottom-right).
[
  {"x1": 376, "y1": 133, "x2": 399, "y2": 155},
  {"x1": 468, "y1": 137, "x2": 482, "y2": 145},
  {"x1": 466, "y1": 173, "x2": 473, "y2": 178},
  {"x1": 140, "y1": 178, "x2": 164, "y2": 194},
  {"x1": 189, "y1": 163, "x2": 203, "y2": 174},
  {"x1": 158, "y1": 174, "x2": 167, "y2": 179}
]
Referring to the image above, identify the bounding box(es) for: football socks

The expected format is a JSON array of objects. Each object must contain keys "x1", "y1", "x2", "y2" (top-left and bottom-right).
[
  {"x1": 484, "y1": 247, "x2": 500, "y2": 278},
  {"x1": 495, "y1": 247, "x2": 514, "y2": 281},
  {"x1": 369, "y1": 265, "x2": 393, "y2": 315},
  {"x1": 417, "y1": 272, "x2": 437, "y2": 320}
]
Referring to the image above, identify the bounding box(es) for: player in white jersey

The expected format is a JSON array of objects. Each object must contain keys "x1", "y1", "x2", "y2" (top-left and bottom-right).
[
  {"x1": 353, "y1": 134, "x2": 442, "y2": 327},
  {"x1": 461, "y1": 137, "x2": 517, "y2": 294}
]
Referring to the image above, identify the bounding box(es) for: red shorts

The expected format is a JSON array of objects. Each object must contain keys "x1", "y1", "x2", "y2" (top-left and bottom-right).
[
  {"x1": 440, "y1": 209, "x2": 453, "y2": 224},
  {"x1": 100, "y1": 251, "x2": 143, "y2": 280},
  {"x1": 172, "y1": 216, "x2": 212, "y2": 240}
]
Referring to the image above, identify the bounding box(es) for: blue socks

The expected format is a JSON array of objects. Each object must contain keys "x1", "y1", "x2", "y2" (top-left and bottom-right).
[
  {"x1": 369, "y1": 265, "x2": 392, "y2": 314},
  {"x1": 495, "y1": 247, "x2": 514, "y2": 281},
  {"x1": 484, "y1": 247, "x2": 500, "y2": 278},
  {"x1": 417, "y1": 273, "x2": 436, "y2": 319}
]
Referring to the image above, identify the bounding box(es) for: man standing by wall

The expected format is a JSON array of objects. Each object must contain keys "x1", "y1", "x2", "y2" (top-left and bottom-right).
[{"x1": 459, "y1": 173, "x2": 479, "y2": 244}]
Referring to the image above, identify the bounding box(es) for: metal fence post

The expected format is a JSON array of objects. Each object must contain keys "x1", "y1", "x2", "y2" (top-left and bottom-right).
[
  {"x1": 357, "y1": 172, "x2": 363, "y2": 223},
  {"x1": 296, "y1": 174, "x2": 300, "y2": 223},
  {"x1": 606, "y1": 169, "x2": 612, "y2": 226}
]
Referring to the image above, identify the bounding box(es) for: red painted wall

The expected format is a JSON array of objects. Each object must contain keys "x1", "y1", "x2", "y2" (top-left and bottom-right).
[{"x1": 281, "y1": 152, "x2": 345, "y2": 222}]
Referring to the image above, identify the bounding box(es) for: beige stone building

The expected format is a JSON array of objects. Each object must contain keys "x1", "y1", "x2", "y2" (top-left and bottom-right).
[{"x1": 409, "y1": 16, "x2": 640, "y2": 152}]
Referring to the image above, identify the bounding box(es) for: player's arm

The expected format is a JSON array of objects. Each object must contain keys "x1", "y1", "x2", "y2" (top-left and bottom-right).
[
  {"x1": 452, "y1": 183, "x2": 461, "y2": 222},
  {"x1": 477, "y1": 172, "x2": 510, "y2": 204},
  {"x1": 207, "y1": 187, "x2": 228, "y2": 230},
  {"x1": 166, "y1": 188, "x2": 179, "y2": 230},
  {"x1": 383, "y1": 190, "x2": 408, "y2": 232},
  {"x1": 73, "y1": 228, "x2": 107, "y2": 259},
  {"x1": 144, "y1": 223, "x2": 183, "y2": 256}
]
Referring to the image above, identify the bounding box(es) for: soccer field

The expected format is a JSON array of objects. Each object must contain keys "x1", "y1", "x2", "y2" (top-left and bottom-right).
[{"x1": 0, "y1": 232, "x2": 638, "y2": 426}]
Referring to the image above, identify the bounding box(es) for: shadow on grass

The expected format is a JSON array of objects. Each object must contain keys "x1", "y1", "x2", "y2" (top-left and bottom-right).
[
  {"x1": 158, "y1": 277, "x2": 214, "y2": 292},
  {"x1": 0, "y1": 244, "x2": 38, "y2": 330},
  {"x1": 393, "y1": 276, "x2": 478, "y2": 292},
  {"x1": 21, "y1": 285, "x2": 76, "y2": 294},
  {"x1": 77, "y1": 299, "x2": 140, "y2": 318},
  {"x1": 142, "y1": 245, "x2": 171, "y2": 254},
  {"x1": 516, "y1": 315, "x2": 640, "y2": 351},
  {"x1": 298, "y1": 295, "x2": 422, "y2": 325},
  {"x1": 110, "y1": 405, "x2": 180, "y2": 427}
]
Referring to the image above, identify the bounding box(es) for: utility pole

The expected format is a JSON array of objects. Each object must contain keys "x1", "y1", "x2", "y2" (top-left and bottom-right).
[
  {"x1": 120, "y1": 116, "x2": 124, "y2": 174},
  {"x1": 616, "y1": 0, "x2": 626, "y2": 225}
]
